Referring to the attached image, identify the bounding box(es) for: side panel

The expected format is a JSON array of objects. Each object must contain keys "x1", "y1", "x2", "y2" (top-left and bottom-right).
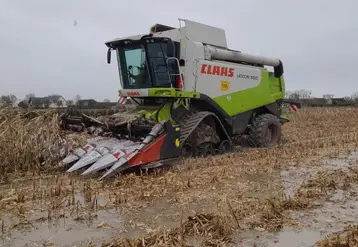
[
  {"x1": 152, "y1": 29, "x2": 182, "y2": 42},
  {"x1": 195, "y1": 60, "x2": 285, "y2": 116},
  {"x1": 180, "y1": 40, "x2": 205, "y2": 92},
  {"x1": 180, "y1": 19, "x2": 228, "y2": 48},
  {"x1": 196, "y1": 60, "x2": 262, "y2": 99},
  {"x1": 213, "y1": 72, "x2": 284, "y2": 116}
]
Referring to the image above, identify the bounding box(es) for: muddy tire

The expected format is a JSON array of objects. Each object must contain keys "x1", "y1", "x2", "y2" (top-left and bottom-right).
[{"x1": 248, "y1": 113, "x2": 282, "y2": 148}]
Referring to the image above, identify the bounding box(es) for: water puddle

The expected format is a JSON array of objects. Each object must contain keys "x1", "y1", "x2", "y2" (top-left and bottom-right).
[
  {"x1": 323, "y1": 151, "x2": 358, "y2": 169},
  {"x1": 236, "y1": 188, "x2": 358, "y2": 246},
  {"x1": 280, "y1": 166, "x2": 308, "y2": 197},
  {"x1": 280, "y1": 150, "x2": 358, "y2": 197},
  {"x1": 266, "y1": 228, "x2": 321, "y2": 247},
  {"x1": 237, "y1": 227, "x2": 322, "y2": 247},
  {"x1": 2, "y1": 211, "x2": 122, "y2": 246},
  {"x1": 294, "y1": 193, "x2": 358, "y2": 230},
  {"x1": 253, "y1": 150, "x2": 358, "y2": 247},
  {"x1": 0, "y1": 192, "x2": 124, "y2": 247}
]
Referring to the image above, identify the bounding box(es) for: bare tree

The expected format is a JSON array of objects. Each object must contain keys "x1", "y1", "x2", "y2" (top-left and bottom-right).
[
  {"x1": 0, "y1": 95, "x2": 10, "y2": 105},
  {"x1": 287, "y1": 90, "x2": 300, "y2": 100},
  {"x1": 103, "y1": 99, "x2": 110, "y2": 103},
  {"x1": 9, "y1": 94, "x2": 17, "y2": 104},
  {"x1": 67, "y1": 100, "x2": 74, "y2": 106},
  {"x1": 343, "y1": 96, "x2": 353, "y2": 102},
  {"x1": 0, "y1": 94, "x2": 17, "y2": 105},
  {"x1": 298, "y1": 89, "x2": 312, "y2": 99},
  {"x1": 323, "y1": 94, "x2": 334, "y2": 99},
  {"x1": 24, "y1": 93, "x2": 35, "y2": 101},
  {"x1": 73, "y1": 94, "x2": 81, "y2": 105},
  {"x1": 352, "y1": 92, "x2": 358, "y2": 102},
  {"x1": 285, "y1": 90, "x2": 292, "y2": 99}
]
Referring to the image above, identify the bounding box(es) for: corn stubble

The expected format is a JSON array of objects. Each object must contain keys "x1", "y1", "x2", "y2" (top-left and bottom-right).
[
  {"x1": 1, "y1": 106, "x2": 358, "y2": 246},
  {"x1": 316, "y1": 225, "x2": 358, "y2": 247},
  {"x1": 101, "y1": 107, "x2": 358, "y2": 246}
]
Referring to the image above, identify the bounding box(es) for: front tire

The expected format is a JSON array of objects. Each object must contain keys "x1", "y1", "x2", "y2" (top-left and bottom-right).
[{"x1": 248, "y1": 113, "x2": 282, "y2": 148}]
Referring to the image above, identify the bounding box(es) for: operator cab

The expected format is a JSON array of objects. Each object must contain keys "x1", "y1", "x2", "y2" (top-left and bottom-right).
[{"x1": 106, "y1": 36, "x2": 182, "y2": 90}]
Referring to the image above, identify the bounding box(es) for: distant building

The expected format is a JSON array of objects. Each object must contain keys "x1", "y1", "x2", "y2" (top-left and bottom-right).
[
  {"x1": 77, "y1": 99, "x2": 98, "y2": 108},
  {"x1": 331, "y1": 98, "x2": 346, "y2": 105},
  {"x1": 77, "y1": 99, "x2": 120, "y2": 109},
  {"x1": 28, "y1": 95, "x2": 67, "y2": 108}
]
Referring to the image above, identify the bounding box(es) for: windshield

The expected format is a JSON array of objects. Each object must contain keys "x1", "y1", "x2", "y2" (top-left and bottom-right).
[
  {"x1": 116, "y1": 43, "x2": 151, "y2": 89},
  {"x1": 115, "y1": 41, "x2": 176, "y2": 89}
]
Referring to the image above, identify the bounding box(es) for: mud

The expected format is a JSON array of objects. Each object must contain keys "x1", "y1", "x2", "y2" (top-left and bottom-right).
[
  {"x1": 242, "y1": 190, "x2": 358, "y2": 247},
  {"x1": 2, "y1": 211, "x2": 121, "y2": 246},
  {"x1": 0, "y1": 172, "x2": 281, "y2": 246},
  {"x1": 1, "y1": 151, "x2": 358, "y2": 246},
  {"x1": 0, "y1": 193, "x2": 124, "y2": 247},
  {"x1": 237, "y1": 150, "x2": 358, "y2": 247}
]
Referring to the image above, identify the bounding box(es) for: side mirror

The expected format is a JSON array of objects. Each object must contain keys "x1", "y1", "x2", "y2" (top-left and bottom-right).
[
  {"x1": 167, "y1": 41, "x2": 174, "y2": 57},
  {"x1": 107, "y1": 48, "x2": 111, "y2": 64}
]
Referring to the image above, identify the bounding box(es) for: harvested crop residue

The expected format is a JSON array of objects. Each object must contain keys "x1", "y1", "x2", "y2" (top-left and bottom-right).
[{"x1": 1, "y1": 107, "x2": 358, "y2": 246}]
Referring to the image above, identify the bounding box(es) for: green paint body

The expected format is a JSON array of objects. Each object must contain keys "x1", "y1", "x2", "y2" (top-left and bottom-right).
[{"x1": 126, "y1": 70, "x2": 287, "y2": 122}]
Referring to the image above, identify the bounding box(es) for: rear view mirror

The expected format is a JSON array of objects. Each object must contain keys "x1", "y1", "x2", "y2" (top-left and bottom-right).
[{"x1": 107, "y1": 48, "x2": 111, "y2": 64}]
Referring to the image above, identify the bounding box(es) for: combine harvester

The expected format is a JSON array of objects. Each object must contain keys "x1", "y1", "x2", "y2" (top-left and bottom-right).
[{"x1": 59, "y1": 19, "x2": 300, "y2": 180}]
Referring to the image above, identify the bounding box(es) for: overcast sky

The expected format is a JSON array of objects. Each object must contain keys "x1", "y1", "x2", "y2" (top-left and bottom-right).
[{"x1": 1, "y1": 0, "x2": 357, "y2": 101}]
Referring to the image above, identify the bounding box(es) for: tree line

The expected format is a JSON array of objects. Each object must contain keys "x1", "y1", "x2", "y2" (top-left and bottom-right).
[
  {"x1": 1, "y1": 90, "x2": 358, "y2": 108},
  {"x1": 286, "y1": 90, "x2": 358, "y2": 101},
  {"x1": 286, "y1": 90, "x2": 358, "y2": 107},
  {"x1": 0, "y1": 93, "x2": 112, "y2": 107}
]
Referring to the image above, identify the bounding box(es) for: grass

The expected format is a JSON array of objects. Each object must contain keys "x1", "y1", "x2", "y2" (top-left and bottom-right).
[{"x1": 1, "y1": 106, "x2": 358, "y2": 246}]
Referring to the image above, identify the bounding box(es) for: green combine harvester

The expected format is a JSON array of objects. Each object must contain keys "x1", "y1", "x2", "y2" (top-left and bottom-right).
[{"x1": 58, "y1": 19, "x2": 300, "y2": 180}]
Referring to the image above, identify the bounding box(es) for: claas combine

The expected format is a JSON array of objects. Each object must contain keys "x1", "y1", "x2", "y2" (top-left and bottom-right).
[{"x1": 58, "y1": 19, "x2": 299, "y2": 180}]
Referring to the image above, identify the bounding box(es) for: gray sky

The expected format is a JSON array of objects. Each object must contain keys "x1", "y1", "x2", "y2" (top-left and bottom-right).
[{"x1": 1, "y1": 0, "x2": 357, "y2": 101}]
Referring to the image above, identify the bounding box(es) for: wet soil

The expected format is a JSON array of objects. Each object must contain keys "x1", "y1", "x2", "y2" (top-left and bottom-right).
[
  {"x1": 0, "y1": 193, "x2": 123, "y2": 246},
  {"x1": 1, "y1": 151, "x2": 358, "y2": 246},
  {"x1": 238, "y1": 150, "x2": 358, "y2": 247}
]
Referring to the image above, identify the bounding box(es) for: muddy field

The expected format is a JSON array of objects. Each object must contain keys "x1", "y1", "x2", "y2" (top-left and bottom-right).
[{"x1": 1, "y1": 107, "x2": 358, "y2": 247}]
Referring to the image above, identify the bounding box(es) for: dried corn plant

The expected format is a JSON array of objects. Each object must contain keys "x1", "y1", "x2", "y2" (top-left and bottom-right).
[
  {"x1": 316, "y1": 225, "x2": 358, "y2": 247},
  {"x1": 0, "y1": 107, "x2": 89, "y2": 181},
  {"x1": 294, "y1": 167, "x2": 358, "y2": 200},
  {"x1": 102, "y1": 197, "x2": 239, "y2": 246}
]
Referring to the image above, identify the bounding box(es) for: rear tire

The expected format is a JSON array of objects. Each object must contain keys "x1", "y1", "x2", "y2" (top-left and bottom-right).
[{"x1": 248, "y1": 113, "x2": 282, "y2": 148}]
